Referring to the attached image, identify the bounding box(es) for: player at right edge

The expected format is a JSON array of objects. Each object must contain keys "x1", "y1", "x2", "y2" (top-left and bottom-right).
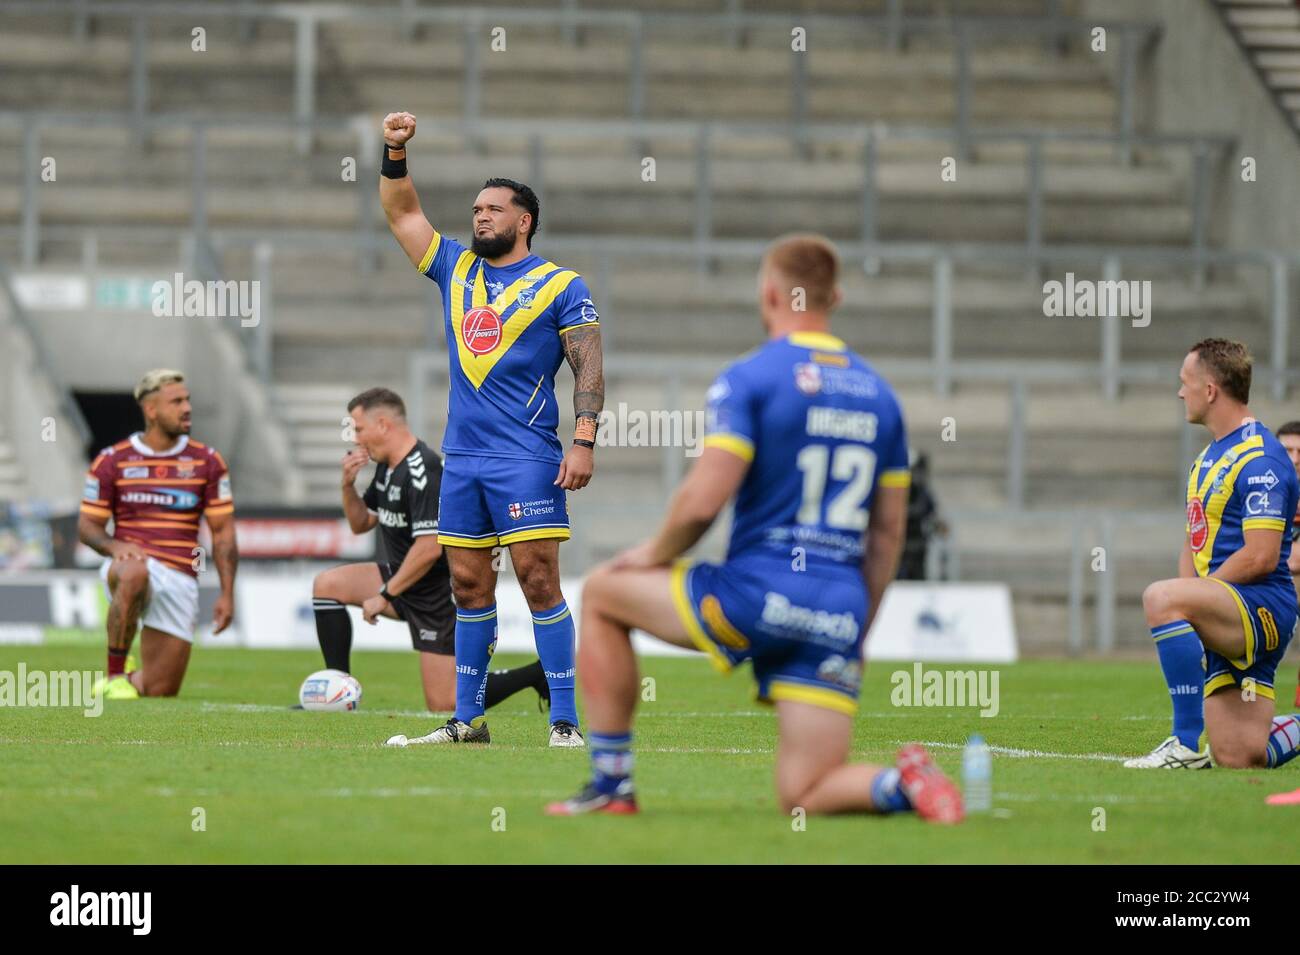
[
  {"x1": 548, "y1": 235, "x2": 963, "y2": 820},
  {"x1": 1125, "y1": 339, "x2": 1300, "y2": 770}
]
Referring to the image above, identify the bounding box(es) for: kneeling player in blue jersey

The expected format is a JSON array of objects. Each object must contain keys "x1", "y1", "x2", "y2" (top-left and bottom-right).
[
  {"x1": 547, "y1": 235, "x2": 963, "y2": 821},
  {"x1": 1126, "y1": 340, "x2": 1300, "y2": 769}
]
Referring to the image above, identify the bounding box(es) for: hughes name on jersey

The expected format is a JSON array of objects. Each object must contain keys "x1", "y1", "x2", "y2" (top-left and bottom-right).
[
  {"x1": 703, "y1": 331, "x2": 910, "y2": 575},
  {"x1": 418, "y1": 230, "x2": 599, "y2": 463}
]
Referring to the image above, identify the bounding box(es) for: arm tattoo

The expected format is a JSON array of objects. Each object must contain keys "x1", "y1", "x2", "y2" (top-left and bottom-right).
[{"x1": 563, "y1": 325, "x2": 605, "y2": 420}]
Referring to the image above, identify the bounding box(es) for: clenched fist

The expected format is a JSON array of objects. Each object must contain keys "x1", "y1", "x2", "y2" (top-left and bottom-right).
[{"x1": 383, "y1": 112, "x2": 417, "y2": 149}]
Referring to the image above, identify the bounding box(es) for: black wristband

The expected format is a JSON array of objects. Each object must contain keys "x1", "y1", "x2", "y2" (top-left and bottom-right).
[
  {"x1": 379, "y1": 584, "x2": 393, "y2": 601},
  {"x1": 573, "y1": 439, "x2": 595, "y2": 449},
  {"x1": 380, "y1": 143, "x2": 408, "y2": 179}
]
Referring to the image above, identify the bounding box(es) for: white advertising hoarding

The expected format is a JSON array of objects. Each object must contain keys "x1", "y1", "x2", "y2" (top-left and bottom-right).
[{"x1": 866, "y1": 581, "x2": 1019, "y2": 663}]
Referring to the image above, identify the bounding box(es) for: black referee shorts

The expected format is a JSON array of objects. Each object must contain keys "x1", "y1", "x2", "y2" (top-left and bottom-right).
[{"x1": 378, "y1": 562, "x2": 456, "y2": 655}]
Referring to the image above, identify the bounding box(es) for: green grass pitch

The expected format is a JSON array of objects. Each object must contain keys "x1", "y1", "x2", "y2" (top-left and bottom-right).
[{"x1": 2, "y1": 646, "x2": 1298, "y2": 864}]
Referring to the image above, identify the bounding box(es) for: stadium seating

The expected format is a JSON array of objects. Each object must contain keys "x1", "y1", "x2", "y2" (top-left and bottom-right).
[
  {"x1": 1215, "y1": 0, "x2": 1300, "y2": 135},
  {"x1": 1, "y1": 0, "x2": 1296, "y2": 650}
]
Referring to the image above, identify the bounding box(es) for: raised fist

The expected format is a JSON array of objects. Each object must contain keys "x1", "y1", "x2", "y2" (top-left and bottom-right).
[{"x1": 382, "y1": 112, "x2": 416, "y2": 148}]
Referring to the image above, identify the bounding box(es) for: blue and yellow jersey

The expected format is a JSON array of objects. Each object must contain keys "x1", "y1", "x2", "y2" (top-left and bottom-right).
[
  {"x1": 1185, "y1": 421, "x2": 1298, "y2": 589},
  {"x1": 418, "y1": 230, "x2": 600, "y2": 463},
  {"x1": 703, "y1": 331, "x2": 909, "y2": 575}
]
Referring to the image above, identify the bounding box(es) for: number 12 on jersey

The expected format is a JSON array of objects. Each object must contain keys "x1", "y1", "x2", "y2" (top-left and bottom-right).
[{"x1": 795, "y1": 444, "x2": 876, "y2": 530}]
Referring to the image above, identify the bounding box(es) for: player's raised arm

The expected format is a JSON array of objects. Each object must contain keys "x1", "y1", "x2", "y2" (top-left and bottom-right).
[{"x1": 378, "y1": 111, "x2": 436, "y2": 269}]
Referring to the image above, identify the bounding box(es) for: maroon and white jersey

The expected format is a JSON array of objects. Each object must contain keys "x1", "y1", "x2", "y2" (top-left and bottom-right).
[{"x1": 80, "y1": 433, "x2": 234, "y2": 577}]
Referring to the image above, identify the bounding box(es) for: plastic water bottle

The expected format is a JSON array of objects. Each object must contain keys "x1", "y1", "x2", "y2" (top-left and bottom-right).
[{"x1": 962, "y1": 734, "x2": 992, "y2": 813}]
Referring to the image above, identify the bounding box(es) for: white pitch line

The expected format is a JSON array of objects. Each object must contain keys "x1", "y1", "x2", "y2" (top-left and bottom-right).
[
  {"x1": 197, "y1": 702, "x2": 778, "y2": 719},
  {"x1": 902, "y1": 739, "x2": 1127, "y2": 763},
  {"x1": 996, "y1": 791, "x2": 1151, "y2": 805},
  {"x1": 644, "y1": 746, "x2": 770, "y2": 755},
  {"x1": 201, "y1": 702, "x2": 436, "y2": 718}
]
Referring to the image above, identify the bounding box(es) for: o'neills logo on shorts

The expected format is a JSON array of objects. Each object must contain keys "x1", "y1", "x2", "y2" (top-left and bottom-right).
[
  {"x1": 1187, "y1": 497, "x2": 1208, "y2": 551},
  {"x1": 462, "y1": 306, "x2": 502, "y2": 355}
]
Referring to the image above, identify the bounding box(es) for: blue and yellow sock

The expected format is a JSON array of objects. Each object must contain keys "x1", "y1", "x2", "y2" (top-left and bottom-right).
[
  {"x1": 1267, "y1": 715, "x2": 1300, "y2": 768},
  {"x1": 453, "y1": 605, "x2": 497, "y2": 724},
  {"x1": 589, "y1": 732, "x2": 634, "y2": 795},
  {"x1": 532, "y1": 600, "x2": 579, "y2": 727},
  {"x1": 869, "y1": 768, "x2": 914, "y2": 814},
  {"x1": 1151, "y1": 620, "x2": 1205, "y2": 750}
]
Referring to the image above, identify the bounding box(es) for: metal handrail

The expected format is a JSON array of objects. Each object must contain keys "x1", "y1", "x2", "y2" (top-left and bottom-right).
[
  {"x1": 0, "y1": 1, "x2": 1166, "y2": 158},
  {"x1": 1, "y1": 1, "x2": 1160, "y2": 34},
  {"x1": 10, "y1": 223, "x2": 1295, "y2": 400},
  {"x1": 0, "y1": 110, "x2": 1228, "y2": 146}
]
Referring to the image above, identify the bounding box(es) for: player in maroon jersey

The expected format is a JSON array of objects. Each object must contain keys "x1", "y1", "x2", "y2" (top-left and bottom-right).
[{"x1": 78, "y1": 370, "x2": 238, "y2": 698}]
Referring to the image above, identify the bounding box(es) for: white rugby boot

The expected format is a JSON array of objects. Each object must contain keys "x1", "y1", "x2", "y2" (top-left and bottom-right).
[
  {"x1": 548, "y1": 721, "x2": 586, "y2": 748},
  {"x1": 386, "y1": 716, "x2": 490, "y2": 747},
  {"x1": 1122, "y1": 735, "x2": 1211, "y2": 769}
]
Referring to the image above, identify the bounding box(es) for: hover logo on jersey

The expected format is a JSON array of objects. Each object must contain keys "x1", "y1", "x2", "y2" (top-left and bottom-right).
[
  {"x1": 462, "y1": 306, "x2": 502, "y2": 355},
  {"x1": 1187, "y1": 498, "x2": 1208, "y2": 551},
  {"x1": 388, "y1": 484, "x2": 401, "y2": 502},
  {"x1": 123, "y1": 467, "x2": 148, "y2": 479},
  {"x1": 508, "y1": 502, "x2": 522, "y2": 520}
]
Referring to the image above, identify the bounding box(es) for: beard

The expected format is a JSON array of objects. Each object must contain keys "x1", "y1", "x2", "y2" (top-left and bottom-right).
[{"x1": 471, "y1": 227, "x2": 517, "y2": 259}]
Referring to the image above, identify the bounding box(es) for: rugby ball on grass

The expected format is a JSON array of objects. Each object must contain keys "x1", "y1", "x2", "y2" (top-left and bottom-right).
[{"x1": 299, "y1": 669, "x2": 362, "y2": 711}]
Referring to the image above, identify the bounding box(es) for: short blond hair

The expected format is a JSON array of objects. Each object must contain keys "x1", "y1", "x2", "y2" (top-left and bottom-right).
[
  {"x1": 1190, "y1": 339, "x2": 1251, "y2": 404},
  {"x1": 763, "y1": 233, "x2": 841, "y2": 312},
  {"x1": 134, "y1": 369, "x2": 186, "y2": 403}
]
